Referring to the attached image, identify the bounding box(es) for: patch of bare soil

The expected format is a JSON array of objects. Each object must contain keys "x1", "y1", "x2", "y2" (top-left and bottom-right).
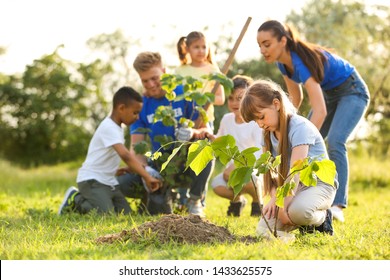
[{"x1": 96, "y1": 214, "x2": 259, "y2": 245}]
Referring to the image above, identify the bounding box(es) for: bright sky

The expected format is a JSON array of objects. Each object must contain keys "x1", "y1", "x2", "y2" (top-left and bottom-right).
[
  {"x1": 0, "y1": 0, "x2": 387, "y2": 75},
  {"x1": 0, "y1": 0, "x2": 311, "y2": 74}
]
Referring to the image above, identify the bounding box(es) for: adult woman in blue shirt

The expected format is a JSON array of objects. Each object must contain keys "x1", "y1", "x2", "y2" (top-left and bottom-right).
[{"x1": 257, "y1": 20, "x2": 370, "y2": 222}]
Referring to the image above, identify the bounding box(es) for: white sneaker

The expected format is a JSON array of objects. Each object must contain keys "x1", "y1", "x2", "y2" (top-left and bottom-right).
[
  {"x1": 187, "y1": 199, "x2": 205, "y2": 217},
  {"x1": 330, "y1": 206, "x2": 345, "y2": 222}
]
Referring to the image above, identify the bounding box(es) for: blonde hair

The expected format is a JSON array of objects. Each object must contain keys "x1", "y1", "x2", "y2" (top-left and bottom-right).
[
  {"x1": 133, "y1": 52, "x2": 162, "y2": 73},
  {"x1": 240, "y1": 79, "x2": 295, "y2": 195},
  {"x1": 177, "y1": 31, "x2": 214, "y2": 65}
]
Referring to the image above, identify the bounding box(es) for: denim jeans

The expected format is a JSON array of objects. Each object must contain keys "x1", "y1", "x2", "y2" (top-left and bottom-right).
[{"x1": 319, "y1": 70, "x2": 370, "y2": 208}]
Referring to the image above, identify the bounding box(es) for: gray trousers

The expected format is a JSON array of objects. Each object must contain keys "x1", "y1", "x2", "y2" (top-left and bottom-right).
[
  {"x1": 75, "y1": 179, "x2": 131, "y2": 214},
  {"x1": 257, "y1": 180, "x2": 336, "y2": 234}
]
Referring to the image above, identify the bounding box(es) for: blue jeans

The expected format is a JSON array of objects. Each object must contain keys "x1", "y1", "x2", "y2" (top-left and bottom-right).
[{"x1": 320, "y1": 70, "x2": 370, "y2": 208}]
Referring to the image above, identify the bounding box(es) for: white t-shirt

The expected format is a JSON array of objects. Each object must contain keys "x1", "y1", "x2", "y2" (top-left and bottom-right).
[
  {"x1": 216, "y1": 112, "x2": 263, "y2": 158},
  {"x1": 77, "y1": 117, "x2": 124, "y2": 186}
]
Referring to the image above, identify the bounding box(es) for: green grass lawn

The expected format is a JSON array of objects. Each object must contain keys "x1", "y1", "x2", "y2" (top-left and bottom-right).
[{"x1": 0, "y1": 154, "x2": 389, "y2": 260}]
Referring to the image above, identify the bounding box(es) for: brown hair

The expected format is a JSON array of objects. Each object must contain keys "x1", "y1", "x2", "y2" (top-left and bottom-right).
[
  {"x1": 258, "y1": 20, "x2": 330, "y2": 83},
  {"x1": 232, "y1": 75, "x2": 253, "y2": 90},
  {"x1": 240, "y1": 80, "x2": 295, "y2": 195},
  {"x1": 177, "y1": 31, "x2": 214, "y2": 65},
  {"x1": 133, "y1": 52, "x2": 162, "y2": 73}
]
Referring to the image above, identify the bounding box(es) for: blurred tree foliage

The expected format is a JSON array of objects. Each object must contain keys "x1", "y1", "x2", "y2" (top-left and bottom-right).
[
  {"x1": 0, "y1": 30, "x2": 140, "y2": 166},
  {"x1": 0, "y1": 47, "x2": 109, "y2": 166}
]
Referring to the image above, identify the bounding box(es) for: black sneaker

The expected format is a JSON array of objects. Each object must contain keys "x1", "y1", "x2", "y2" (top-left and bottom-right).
[
  {"x1": 58, "y1": 186, "x2": 79, "y2": 215},
  {"x1": 299, "y1": 225, "x2": 315, "y2": 235},
  {"x1": 315, "y1": 208, "x2": 334, "y2": 235},
  {"x1": 299, "y1": 209, "x2": 334, "y2": 235},
  {"x1": 227, "y1": 197, "x2": 247, "y2": 217},
  {"x1": 250, "y1": 202, "x2": 263, "y2": 217}
]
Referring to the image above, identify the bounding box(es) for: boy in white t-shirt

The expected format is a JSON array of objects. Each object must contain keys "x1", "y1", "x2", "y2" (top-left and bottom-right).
[
  {"x1": 208, "y1": 75, "x2": 264, "y2": 217},
  {"x1": 58, "y1": 86, "x2": 162, "y2": 215}
]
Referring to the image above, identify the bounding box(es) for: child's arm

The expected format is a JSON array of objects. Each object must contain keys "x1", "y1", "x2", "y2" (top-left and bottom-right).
[
  {"x1": 113, "y1": 143, "x2": 161, "y2": 192},
  {"x1": 213, "y1": 84, "x2": 225, "y2": 106}
]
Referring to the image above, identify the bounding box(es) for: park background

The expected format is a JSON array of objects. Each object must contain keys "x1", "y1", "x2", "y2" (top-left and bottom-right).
[{"x1": 0, "y1": 0, "x2": 389, "y2": 262}]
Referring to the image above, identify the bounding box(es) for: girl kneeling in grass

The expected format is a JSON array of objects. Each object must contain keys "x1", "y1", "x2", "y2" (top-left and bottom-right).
[{"x1": 240, "y1": 79, "x2": 338, "y2": 237}]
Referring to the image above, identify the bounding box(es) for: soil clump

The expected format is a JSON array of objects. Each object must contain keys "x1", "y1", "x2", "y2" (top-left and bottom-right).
[{"x1": 96, "y1": 214, "x2": 259, "y2": 244}]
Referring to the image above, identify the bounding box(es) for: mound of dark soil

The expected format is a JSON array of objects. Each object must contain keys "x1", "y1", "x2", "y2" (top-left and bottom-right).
[{"x1": 96, "y1": 214, "x2": 259, "y2": 245}]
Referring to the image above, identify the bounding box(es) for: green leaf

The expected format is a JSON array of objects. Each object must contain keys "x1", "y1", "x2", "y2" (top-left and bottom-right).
[
  {"x1": 315, "y1": 159, "x2": 336, "y2": 187},
  {"x1": 275, "y1": 181, "x2": 296, "y2": 208},
  {"x1": 211, "y1": 135, "x2": 238, "y2": 165},
  {"x1": 183, "y1": 84, "x2": 191, "y2": 94},
  {"x1": 234, "y1": 147, "x2": 259, "y2": 168},
  {"x1": 254, "y1": 151, "x2": 271, "y2": 166},
  {"x1": 289, "y1": 157, "x2": 309, "y2": 174},
  {"x1": 299, "y1": 164, "x2": 318, "y2": 187},
  {"x1": 186, "y1": 140, "x2": 214, "y2": 175},
  {"x1": 161, "y1": 73, "x2": 179, "y2": 94},
  {"x1": 133, "y1": 140, "x2": 150, "y2": 155},
  {"x1": 272, "y1": 155, "x2": 281, "y2": 168},
  {"x1": 195, "y1": 106, "x2": 209, "y2": 124},
  {"x1": 161, "y1": 143, "x2": 185, "y2": 172},
  {"x1": 254, "y1": 151, "x2": 272, "y2": 174},
  {"x1": 241, "y1": 147, "x2": 260, "y2": 157},
  {"x1": 165, "y1": 91, "x2": 176, "y2": 101},
  {"x1": 200, "y1": 72, "x2": 234, "y2": 95},
  {"x1": 228, "y1": 167, "x2": 253, "y2": 195},
  {"x1": 192, "y1": 92, "x2": 209, "y2": 106},
  {"x1": 211, "y1": 135, "x2": 236, "y2": 150},
  {"x1": 187, "y1": 120, "x2": 195, "y2": 128},
  {"x1": 153, "y1": 105, "x2": 177, "y2": 127},
  {"x1": 151, "y1": 151, "x2": 162, "y2": 160},
  {"x1": 185, "y1": 76, "x2": 198, "y2": 85},
  {"x1": 204, "y1": 92, "x2": 215, "y2": 103}
]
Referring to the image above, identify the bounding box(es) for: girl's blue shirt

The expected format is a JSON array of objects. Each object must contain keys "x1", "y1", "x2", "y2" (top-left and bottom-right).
[
  {"x1": 277, "y1": 51, "x2": 354, "y2": 90},
  {"x1": 261, "y1": 114, "x2": 329, "y2": 168}
]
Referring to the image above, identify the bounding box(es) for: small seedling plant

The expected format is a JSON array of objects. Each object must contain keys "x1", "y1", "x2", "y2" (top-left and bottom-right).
[{"x1": 151, "y1": 134, "x2": 337, "y2": 238}]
